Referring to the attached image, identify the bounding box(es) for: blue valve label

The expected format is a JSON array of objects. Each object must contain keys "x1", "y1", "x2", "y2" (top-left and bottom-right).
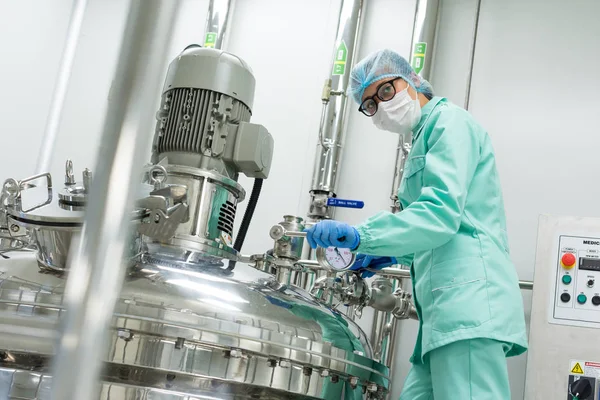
[{"x1": 327, "y1": 198, "x2": 364, "y2": 209}]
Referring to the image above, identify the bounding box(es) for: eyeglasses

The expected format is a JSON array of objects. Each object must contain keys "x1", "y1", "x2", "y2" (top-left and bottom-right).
[{"x1": 358, "y1": 77, "x2": 405, "y2": 117}]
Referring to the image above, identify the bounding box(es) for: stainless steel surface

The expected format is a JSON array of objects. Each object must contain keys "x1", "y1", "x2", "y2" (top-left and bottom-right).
[
  {"x1": 309, "y1": 0, "x2": 364, "y2": 219},
  {"x1": 384, "y1": 318, "x2": 398, "y2": 371},
  {"x1": 141, "y1": 166, "x2": 242, "y2": 262},
  {"x1": 57, "y1": 161, "x2": 90, "y2": 205},
  {"x1": 5, "y1": 186, "x2": 84, "y2": 225},
  {"x1": 204, "y1": 0, "x2": 233, "y2": 50},
  {"x1": 2, "y1": 169, "x2": 148, "y2": 271},
  {"x1": 272, "y1": 216, "x2": 306, "y2": 261},
  {"x1": 64, "y1": 160, "x2": 75, "y2": 185},
  {"x1": 310, "y1": 273, "x2": 370, "y2": 314},
  {"x1": 3, "y1": 172, "x2": 87, "y2": 225},
  {"x1": 0, "y1": 252, "x2": 389, "y2": 399},
  {"x1": 389, "y1": 0, "x2": 440, "y2": 213},
  {"x1": 3, "y1": 172, "x2": 53, "y2": 207},
  {"x1": 164, "y1": 164, "x2": 246, "y2": 201},
  {"x1": 34, "y1": 0, "x2": 88, "y2": 175},
  {"x1": 409, "y1": 0, "x2": 440, "y2": 81},
  {"x1": 389, "y1": 139, "x2": 411, "y2": 213},
  {"x1": 30, "y1": 228, "x2": 76, "y2": 272},
  {"x1": 50, "y1": 1, "x2": 180, "y2": 398},
  {"x1": 0, "y1": 230, "x2": 26, "y2": 257},
  {"x1": 519, "y1": 280, "x2": 534, "y2": 291},
  {"x1": 270, "y1": 225, "x2": 307, "y2": 241},
  {"x1": 464, "y1": 0, "x2": 482, "y2": 110},
  {"x1": 377, "y1": 267, "x2": 534, "y2": 290},
  {"x1": 82, "y1": 168, "x2": 92, "y2": 192},
  {"x1": 2, "y1": 171, "x2": 84, "y2": 271}
]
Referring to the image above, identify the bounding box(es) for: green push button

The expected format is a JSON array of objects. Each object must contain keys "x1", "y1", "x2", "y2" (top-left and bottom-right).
[
  {"x1": 577, "y1": 294, "x2": 587, "y2": 304},
  {"x1": 562, "y1": 275, "x2": 572, "y2": 285}
]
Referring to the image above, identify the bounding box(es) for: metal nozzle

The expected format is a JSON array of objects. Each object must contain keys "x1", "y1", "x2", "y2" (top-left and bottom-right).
[
  {"x1": 65, "y1": 160, "x2": 76, "y2": 185},
  {"x1": 83, "y1": 169, "x2": 92, "y2": 192}
]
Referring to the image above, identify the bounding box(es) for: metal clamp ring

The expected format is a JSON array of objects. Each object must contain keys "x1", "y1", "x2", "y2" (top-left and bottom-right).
[{"x1": 148, "y1": 165, "x2": 168, "y2": 186}]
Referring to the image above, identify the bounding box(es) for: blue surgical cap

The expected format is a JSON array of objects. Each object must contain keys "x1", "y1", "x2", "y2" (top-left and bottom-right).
[{"x1": 348, "y1": 49, "x2": 434, "y2": 104}]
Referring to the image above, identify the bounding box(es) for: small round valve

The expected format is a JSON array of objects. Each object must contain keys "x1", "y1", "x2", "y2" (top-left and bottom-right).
[
  {"x1": 561, "y1": 253, "x2": 576, "y2": 269},
  {"x1": 269, "y1": 225, "x2": 286, "y2": 241}
]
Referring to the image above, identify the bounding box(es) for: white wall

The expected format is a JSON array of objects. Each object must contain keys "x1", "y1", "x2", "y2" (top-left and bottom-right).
[
  {"x1": 2, "y1": 1, "x2": 600, "y2": 399},
  {"x1": 469, "y1": 0, "x2": 600, "y2": 398},
  {"x1": 0, "y1": 0, "x2": 72, "y2": 179}
]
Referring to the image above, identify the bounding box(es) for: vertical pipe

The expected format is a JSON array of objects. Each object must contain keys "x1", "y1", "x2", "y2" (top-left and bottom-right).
[
  {"x1": 308, "y1": 0, "x2": 363, "y2": 220},
  {"x1": 370, "y1": 309, "x2": 384, "y2": 358},
  {"x1": 384, "y1": 316, "x2": 399, "y2": 369},
  {"x1": 49, "y1": 1, "x2": 180, "y2": 399},
  {"x1": 34, "y1": 0, "x2": 88, "y2": 175},
  {"x1": 203, "y1": 0, "x2": 234, "y2": 50},
  {"x1": 389, "y1": 0, "x2": 440, "y2": 212},
  {"x1": 464, "y1": 0, "x2": 483, "y2": 110}
]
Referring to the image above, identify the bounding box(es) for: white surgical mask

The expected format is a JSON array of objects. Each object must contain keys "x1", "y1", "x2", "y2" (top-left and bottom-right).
[{"x1": 372, "y1": 87, "x2": 422, "y2": 134}]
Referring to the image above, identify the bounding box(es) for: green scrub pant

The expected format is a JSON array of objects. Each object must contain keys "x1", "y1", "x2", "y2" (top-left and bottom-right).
[{"x1": 399, "y1": 339, "x2": 512, "y2": 400}]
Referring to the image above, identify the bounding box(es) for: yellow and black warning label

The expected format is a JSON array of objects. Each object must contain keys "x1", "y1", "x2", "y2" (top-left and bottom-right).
[{"x1": 571, "y1": 362, "x2": 584, "y2": 374}]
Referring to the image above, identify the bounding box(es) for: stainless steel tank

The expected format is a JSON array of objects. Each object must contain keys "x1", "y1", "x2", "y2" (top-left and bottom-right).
[
  {"x1": 0, "y1": 252, "x2": 389, "y2": 399},
  {"x1": 0, "y1": 46, "x2": 390, "y2": 399}
]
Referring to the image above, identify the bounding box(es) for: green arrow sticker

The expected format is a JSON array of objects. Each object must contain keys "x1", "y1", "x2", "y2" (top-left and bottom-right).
[
  {"x1": 332, "y1": 40, "x2": 348, "y2": 76},
  {"x1": 204, "y1": 32, "x2": 217, "y2": 48},
  {"x1": 411, "y1": 42, "x2": 427, "y2": 75}
]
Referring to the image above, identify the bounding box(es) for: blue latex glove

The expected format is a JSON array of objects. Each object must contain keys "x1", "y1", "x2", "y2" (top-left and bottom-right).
[
  {"x1": 304, "y1": 220, "x2": 360, "y2": 250},
  {"x1": 350, "y1": 254, "x2": 397, "y2": 278}
]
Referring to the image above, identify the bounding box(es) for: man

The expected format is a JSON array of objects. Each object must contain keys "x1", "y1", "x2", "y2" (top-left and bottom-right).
[{"x1": 305, "y1": 49, "x2": 527, "y2": 399}]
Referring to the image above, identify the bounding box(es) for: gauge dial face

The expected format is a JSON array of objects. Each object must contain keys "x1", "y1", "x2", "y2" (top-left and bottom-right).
[{"x1": 324, "y1": 246, "x2": 354, "y2": 271}]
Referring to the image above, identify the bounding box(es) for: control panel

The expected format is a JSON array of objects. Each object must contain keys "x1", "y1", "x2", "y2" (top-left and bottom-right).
[
  {"x1": 526, "y1": 216, "x2": 600, "y2": 400},
  {"x1": 552, "y1": 235, "x2": 600, "y2": 327}
]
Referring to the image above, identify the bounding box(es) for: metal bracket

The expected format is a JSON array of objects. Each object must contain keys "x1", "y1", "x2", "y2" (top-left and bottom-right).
[{"x1": 136, "y1": 184, "x2": 189, "y2": 241}]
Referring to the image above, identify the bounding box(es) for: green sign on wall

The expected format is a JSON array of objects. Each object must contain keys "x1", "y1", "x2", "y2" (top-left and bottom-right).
[
  {"x1": 204, "y1": 32, "x2": 217, "y2": 48},
  {"x1": 332, "y1": 40, "x2": 348, "y2": 76},
  {"x1": 411, "y1": 42, "x2": 427, "y2": 74}
]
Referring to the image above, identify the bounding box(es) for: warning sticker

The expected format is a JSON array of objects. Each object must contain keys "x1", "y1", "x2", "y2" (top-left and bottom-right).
[
  {"x1": 570, "y1": 360, "x2": 600, "y2": 377},
  {"x1": 571, "y1": 362, "x2": 584, "y2": 374}
]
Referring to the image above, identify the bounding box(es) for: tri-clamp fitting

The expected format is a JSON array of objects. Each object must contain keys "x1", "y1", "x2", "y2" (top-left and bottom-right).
[
  {"x1": 369, "y1": 278, "x2": 417, "y2": 320},
  {"x1": 311, "y1": 273, "x2": 370, "y2": 313}
]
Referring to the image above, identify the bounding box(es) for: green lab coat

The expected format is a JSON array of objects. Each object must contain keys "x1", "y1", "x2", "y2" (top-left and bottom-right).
[{"x1": 355, "y1": 97, "x2": 528, "y2": 363}]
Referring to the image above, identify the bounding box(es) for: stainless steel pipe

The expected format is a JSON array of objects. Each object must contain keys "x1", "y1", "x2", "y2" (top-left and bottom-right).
[
  {"x1": 389, "y1": 0, "x2": 440, "y2": 213},
  {"x1": 35, "y1": 0, "x2": 88, "y2": 175},
  {"x1": 50, "y1": 1, "x2": 180, "y2": 399},
  {"x1": 464, "y1": 0, "x2": 483, "y2": 110},
  {"x1": 203, "y1": 0, "x2": 233, "y2": 49},
  {"x1": 308, "y1": 0, "x2": 364, "y2": 219}
]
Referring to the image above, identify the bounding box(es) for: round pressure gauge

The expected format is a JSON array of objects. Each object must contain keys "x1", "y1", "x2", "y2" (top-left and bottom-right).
[{"x1": 316, "y1": 246, "x2": 356, "y2": 272}]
